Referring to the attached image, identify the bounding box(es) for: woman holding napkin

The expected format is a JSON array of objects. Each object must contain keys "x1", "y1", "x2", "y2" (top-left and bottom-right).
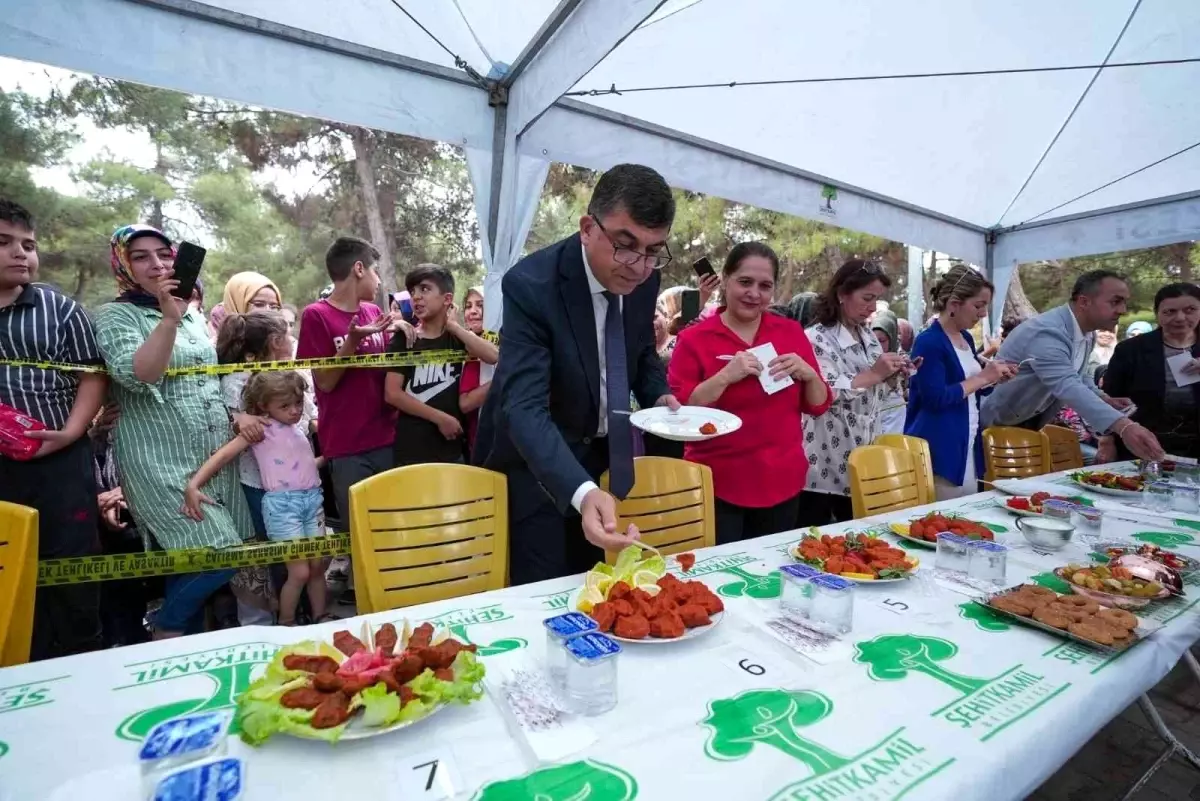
[{"x1": 668, "y1": 242, "x2": 830, "y2": 544}]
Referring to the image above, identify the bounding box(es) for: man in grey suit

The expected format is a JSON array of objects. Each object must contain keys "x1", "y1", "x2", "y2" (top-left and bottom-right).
[{"x1": 980, "y1": 270, "x2": 1165, "y2": 461}]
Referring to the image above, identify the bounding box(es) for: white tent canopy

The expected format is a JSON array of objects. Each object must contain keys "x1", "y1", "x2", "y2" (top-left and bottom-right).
[{"x1": 5, "y1": 0, "x2": 1199, "y2": 328}]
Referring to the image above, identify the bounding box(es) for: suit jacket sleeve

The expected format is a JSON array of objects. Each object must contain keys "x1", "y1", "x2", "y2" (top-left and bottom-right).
[
  {"x1": 496, "y1": 269, "x2": 592, "y2": 513},
  {"x1": 1031, "y1": 327, "x2": 1122, "y2": 434},
  {"x1": 632, "y1": 273, "x2": 669, "y2": 408}
]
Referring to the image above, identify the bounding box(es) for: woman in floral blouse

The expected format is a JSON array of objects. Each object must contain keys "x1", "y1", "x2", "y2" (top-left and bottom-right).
[{"x1": 801, "y1": 260, "x2": 912, "y2": 524}]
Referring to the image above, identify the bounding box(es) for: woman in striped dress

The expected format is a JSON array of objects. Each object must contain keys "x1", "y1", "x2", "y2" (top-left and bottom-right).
[{"x1": 95, "y1": 225, "x2": 253, "y2": 638}]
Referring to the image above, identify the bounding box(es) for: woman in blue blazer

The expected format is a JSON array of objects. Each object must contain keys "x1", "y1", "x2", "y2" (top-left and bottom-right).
[{"x1": 905, "y1": 267, "x2": 1019, "y2": 500}]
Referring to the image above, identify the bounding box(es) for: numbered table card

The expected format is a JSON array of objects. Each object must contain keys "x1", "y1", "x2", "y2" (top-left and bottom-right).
[{"x1": 395, "y1": 749, "x2": 463, "y2": 801}]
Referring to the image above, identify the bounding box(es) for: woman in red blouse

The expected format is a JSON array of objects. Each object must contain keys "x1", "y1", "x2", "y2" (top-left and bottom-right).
[{"x1": 669, "y1": 242, "x2": 831, "y2": 544}]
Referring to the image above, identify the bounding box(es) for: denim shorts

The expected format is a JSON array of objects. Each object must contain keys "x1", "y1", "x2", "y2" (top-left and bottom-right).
[{"x1": 261, "y1": 488, "x2": 325, "y2": 542}]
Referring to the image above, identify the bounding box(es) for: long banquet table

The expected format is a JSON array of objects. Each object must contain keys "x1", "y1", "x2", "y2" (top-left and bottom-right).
[{"x1": 3, "y1": 463, "x2": 1200, "y2": 800}]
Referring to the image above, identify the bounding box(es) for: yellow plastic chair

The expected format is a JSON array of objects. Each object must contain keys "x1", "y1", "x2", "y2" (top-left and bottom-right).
[
  {"x1": 0, "y1": 501, "x2": 38, "y2": 667},
  {"x1": 1041, "y1": 425, "x2": 1085, "y2": 472},
  {"x1": 348, "y1": 464, "x2": 508, "y2": 614},
  {"x1": 848, "y1": 445, "x2": 924, "y2": 519},
  {"x1": 873, "y1": 434, "x2": 935, "y2": 506},
  {"x1": 981, "y1": 426, "x2": 1052, "y2": 485},
  {"x1": 600, "y1": 457, "x2": 716, "y2": 563}
]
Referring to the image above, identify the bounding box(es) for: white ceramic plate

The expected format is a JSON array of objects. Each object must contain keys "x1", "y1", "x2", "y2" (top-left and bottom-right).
[
  {"x1": 332, "y1": 697, "x2": 446, "y2": 741},
  {"x1": 628, "y1": 406, "x2": 742, "y2": 442},
  {"x1": 1069, "y1": 475, "x2": 1144, "y2": 498},
  {"x1": 787, "y1": 542, "x2": 921, "y2": 583},
  {"x1": 567, "y1": 587, "x2": 724, "y2": 643}
]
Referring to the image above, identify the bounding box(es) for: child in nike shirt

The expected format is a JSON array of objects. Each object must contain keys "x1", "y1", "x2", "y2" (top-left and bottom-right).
[{"x1": 384, "y1": 264, "x2": 498, "y2": 467}]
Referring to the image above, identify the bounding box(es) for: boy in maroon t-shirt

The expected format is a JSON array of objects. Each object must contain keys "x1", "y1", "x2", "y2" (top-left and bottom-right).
[{"x1": 297, "y1": 237, "x2": 406, "y2": 538}]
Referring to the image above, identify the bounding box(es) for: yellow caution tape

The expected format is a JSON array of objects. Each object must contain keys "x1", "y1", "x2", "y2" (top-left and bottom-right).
[
  {"x1": 2, "y1": 332, "x2": 500, "y2": 377},
  {"x1": 37, "y1": 533, "x2": 352, "y2": 586}
]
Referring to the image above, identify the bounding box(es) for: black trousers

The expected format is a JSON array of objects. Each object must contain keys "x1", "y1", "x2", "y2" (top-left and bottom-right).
[
  {"x1": 714, "y1": 494, "x2": 802, "y2": 545},
  {"x1": 506, "y1": 438, "x2": 609, "y2": 586},
  {"x1": 795, "y1": 490, "x2": 855, "y2": 528},
  {"x1": 0, "y1": 436, "x2": 102, "y2": 661}
]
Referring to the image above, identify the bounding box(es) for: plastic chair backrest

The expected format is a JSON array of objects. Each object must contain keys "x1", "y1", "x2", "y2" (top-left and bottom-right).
[
  {"x1": 873, "y1": 434, "x2": 935, "y2": 505},
  {"x1": 0, "y1": 501, "x2": 38, "y2": 667},
  {"x1": 981, "y1": 426, "x2": 1051, "y2": 484},
  {"x1": 600, "y1": 457, "x2": 716, "y2": 563},
  {"x1": 1041, "y1": 425, "x2": 1085, "y2": 472},
  {"x1": 848, "y1": 445, "x2": 923, "y2": 519},
  {"x1": 348, "y1": 464, "x2": 508, "y2": 614}
]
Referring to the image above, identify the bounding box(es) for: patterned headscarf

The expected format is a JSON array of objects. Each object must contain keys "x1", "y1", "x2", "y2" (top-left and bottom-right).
[{"x1": 110, "y1": 224, "x2": 173, "y2": 301}]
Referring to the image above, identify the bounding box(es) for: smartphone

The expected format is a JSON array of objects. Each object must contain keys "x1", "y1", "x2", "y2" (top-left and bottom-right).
[
  {"x1": 692, "y1": 257, "x2": 716, "y2": 279},
  {"x1": 169, "y1": 241, "x2": 206, "y2": 299},
  {"x1": 681, "y1": 289, "x2": 701, "y2": 325}
]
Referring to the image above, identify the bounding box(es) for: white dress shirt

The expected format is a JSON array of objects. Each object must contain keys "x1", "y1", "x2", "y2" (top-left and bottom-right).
[
  {"x1": 1069, "y1": 309, "x2": 1089, "y2": 374},
  {"x1": 571, "y1": 246, "x2": 623, "y2": 512}
]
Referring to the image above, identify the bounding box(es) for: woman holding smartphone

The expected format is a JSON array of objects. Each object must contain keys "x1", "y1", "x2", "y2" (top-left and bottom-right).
[{"x1": 95, "y1": 224, "x2": 253, "y2": 639}]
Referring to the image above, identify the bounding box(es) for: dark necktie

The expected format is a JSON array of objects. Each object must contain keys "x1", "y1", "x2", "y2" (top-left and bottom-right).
[{"x1": 603, "y1": 291, "x2": 634, "y2": 499}]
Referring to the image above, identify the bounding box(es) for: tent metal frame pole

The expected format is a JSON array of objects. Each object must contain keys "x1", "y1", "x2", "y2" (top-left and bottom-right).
[
  {"x1": 484, "y1": 0, "x2": 583, "y2": 249},
  {"x1": 126, "y1": 0, "x2": 482, "y2": 88},
  {"x1": 995, "y1": 188, "x2": 1200, "y2": 235}
]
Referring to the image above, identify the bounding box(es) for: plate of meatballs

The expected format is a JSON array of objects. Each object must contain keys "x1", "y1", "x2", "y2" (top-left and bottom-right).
[
  {"x1": 236, "y1": 620, "x2": 485, "y2": 744},
  {"x1": 572, "y1": 573, "x2": 726, "y2": 643}
]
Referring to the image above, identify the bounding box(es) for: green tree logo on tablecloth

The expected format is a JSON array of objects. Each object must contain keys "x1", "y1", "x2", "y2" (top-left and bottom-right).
[
  {"x1": 472, "y1": 759, "x2": 637, "y2": 801},
  {"x1": 422, "y1": 604, "x2": 528, "y2": 658},
  {"x1": 1134, "y1": 531, "x2": 1195, "y2": 548},
  {"x1": 854, "y1": 635, "x2": 989, "y2": 696},
  {"x1": 957, "y1": 602, "x2": 1011, "y2": 633},
  {"x1": 716, "y1": 566, "x2": 781, "y2": 599},
  {"x1": 0, "y1": 740, "x2": 7, "y2": 759},
  {"x1": 445, "y1": 623, "x2": 526, "y2": 657},
  {"x1": 702, "y1": 689, "x2": 850, "y2": 774},
  {"x1": 114, "y1": 643, "x2": 276, "y2": 742},
  {"x1": 1030, "y1": 571, "x2": 1071, "y2": 594}
]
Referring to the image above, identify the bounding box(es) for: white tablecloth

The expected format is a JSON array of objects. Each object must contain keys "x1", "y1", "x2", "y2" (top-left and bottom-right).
[{"x1": 3, "y1": 463, "x2": 1199, "y2": 801}]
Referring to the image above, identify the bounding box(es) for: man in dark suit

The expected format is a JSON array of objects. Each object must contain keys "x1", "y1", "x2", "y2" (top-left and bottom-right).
[{"x1": 474, "y1": 164, "x2": 680, "y2": 584}]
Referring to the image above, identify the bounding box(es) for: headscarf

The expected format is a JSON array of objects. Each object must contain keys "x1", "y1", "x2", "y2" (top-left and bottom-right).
[
  {"x1": 1125, "y1": 321, "x2": 1153, "y2": 339},
  {"x1": 770, "y1": 292, "x2": 819, "y2": 328},
  {"x1": 110, "y1": 224, "x2": 173, "y2": 307},
  {"x1": 222, "y1": 271, "x2": 282, "y2": 315},
  {"x1": 871, "y1": 309, "x2": 900, "y2": 353},
  {"x1": 207, "y1": 302, "x2": 227, "y2": 342}
]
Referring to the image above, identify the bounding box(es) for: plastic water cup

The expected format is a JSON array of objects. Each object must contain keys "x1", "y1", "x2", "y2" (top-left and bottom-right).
[
  {"x1": 779, "y1": 564, "x2": 819, "y2": 621},
  {"x1": 1071, "y1": 507, "x2": 1104, "y2": 546},
  {"x1": 807, "y1": 574, "x2": 854, "y2": 635},
  {"x1": 562, "y1": 633, "x2": 621, "y2": 716},
  {"x1": 543, "y1": 612, "x2": 597, "y2": 691},
  {"x1": 1171, "y1": 482, "x2": 1200, "y2": 514},
  {"x1": 967, "y1": 541, "x2": 1008, "y2": 585},
  {"x1": 935, "y1": 533, "x2": 970, "y2": 574},
  {"x1": 1175, "y1": 463, "x2": 1200, "y2": 486},
  {"x1": 1041, "y1": 499, "x2": 1075, "y2": 521},
  {"x1": 1146, "y1": 481, "x2": 1174, "y2": 514}
]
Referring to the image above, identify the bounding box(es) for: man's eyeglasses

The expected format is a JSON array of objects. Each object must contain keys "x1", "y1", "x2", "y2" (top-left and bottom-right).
[{"x1": 590, "y1": 215, "x2": 672, "y2": 270}]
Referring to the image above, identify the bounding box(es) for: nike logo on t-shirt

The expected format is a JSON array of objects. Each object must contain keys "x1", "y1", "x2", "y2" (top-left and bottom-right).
[{"x1": 409, "y1": 375, "x2": 457, "y2": 404}]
